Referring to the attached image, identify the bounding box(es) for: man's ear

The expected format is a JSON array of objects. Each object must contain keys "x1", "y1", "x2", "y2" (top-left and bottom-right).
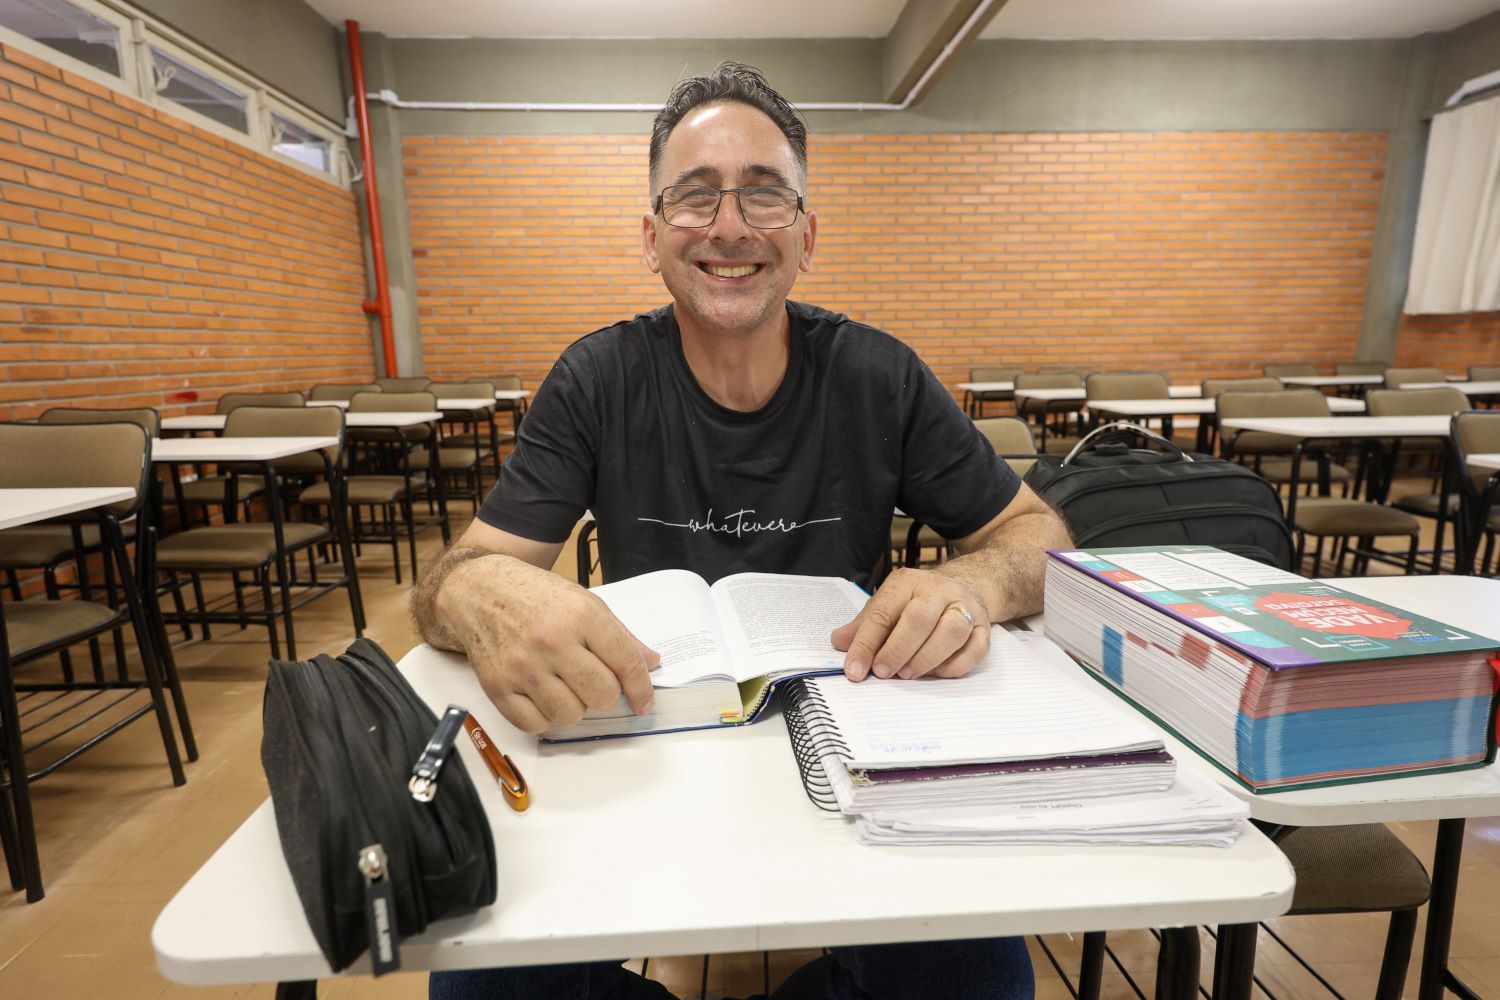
[
  {"x1": 642, "y1": 212, "x2": 662, "y2": 274},
  {"x1": 799, "y1": 211, "x2": 817, "y2": 273}
]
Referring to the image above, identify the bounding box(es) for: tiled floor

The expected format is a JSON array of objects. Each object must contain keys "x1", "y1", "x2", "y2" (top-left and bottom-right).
[{"x1": 1, "y1": 499, "x2": 1497, "y2": 999}]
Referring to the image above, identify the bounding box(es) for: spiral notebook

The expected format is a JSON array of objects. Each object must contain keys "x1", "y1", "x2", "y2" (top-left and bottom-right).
[{"x1": 782, "y1": 627, "x2": 1172, "y2": 813}]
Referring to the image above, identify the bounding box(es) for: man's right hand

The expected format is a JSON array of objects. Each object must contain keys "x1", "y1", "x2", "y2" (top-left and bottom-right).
[{"x1": 428, "y1": 550, "x2": 660, "y2": 734}]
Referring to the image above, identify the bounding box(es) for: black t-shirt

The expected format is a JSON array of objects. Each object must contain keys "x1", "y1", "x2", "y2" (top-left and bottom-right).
[{"x1": 477, "y1": 301, "x2": 1021, "y2": 591}]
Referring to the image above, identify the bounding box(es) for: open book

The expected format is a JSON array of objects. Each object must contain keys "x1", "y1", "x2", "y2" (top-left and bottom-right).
[{"x1": 539, "y1": 569, "x2": 867, "y2": 742}]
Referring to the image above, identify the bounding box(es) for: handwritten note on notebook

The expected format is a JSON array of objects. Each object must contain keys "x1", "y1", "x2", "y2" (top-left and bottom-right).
[{"x1": 805, "y1": 627, "x2": 1163, "y2": 769}]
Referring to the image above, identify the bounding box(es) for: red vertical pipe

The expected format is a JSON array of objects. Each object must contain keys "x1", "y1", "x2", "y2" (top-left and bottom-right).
[{"x1": 345, "y1": 20, "x2": 399, "y2": 377}]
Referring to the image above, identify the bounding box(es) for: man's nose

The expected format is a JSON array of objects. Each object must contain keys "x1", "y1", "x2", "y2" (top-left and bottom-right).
[{"x1": 705, "y1": 191, "x2": 752, "y2": 240}]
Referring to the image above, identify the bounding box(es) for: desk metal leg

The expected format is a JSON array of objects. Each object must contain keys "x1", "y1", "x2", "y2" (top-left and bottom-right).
[
  {"x1": 1419, "y1": 817, "x2": 1471, "y2": 1000},
  {"x1": 275, "y1": 981, "x2": 317, "y2": 1000},
  {"x1": 1078, "y1": 931, "x2": 1105, "y2": 1000},
  {"x1": 1155, "y1": 927, "x2": 1200, "y2": 1000},
  {"x1": 1212, "y1": 924, "x2": 1258, "y2": 1000}
]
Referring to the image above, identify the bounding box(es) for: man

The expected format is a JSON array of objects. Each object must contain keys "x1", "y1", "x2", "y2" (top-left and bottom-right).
[{"x1": 417, "y1": 62, "x2": 1066, "y2": 1000}]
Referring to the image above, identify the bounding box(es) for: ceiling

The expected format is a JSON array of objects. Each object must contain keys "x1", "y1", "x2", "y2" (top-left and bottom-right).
[{"x1": 305, "y1": 0, "x2": 1500, "y2": 40}]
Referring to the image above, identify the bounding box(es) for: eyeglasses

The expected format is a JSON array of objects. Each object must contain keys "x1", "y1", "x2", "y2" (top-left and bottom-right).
[{"x1": 653, "y1": 184, "x2": 805, "y2": 230}]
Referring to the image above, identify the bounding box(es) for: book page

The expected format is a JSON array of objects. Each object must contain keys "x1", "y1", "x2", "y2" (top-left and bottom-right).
[
  {"x1": 808, "y1": 627, "x2": 1163, "y2": 768},
  {"x1": 710, "y1": 573, "x2": 867, "y2": 682},
  {"x1": 591, "y1": 569, "x2": 733, "y2": 687}
]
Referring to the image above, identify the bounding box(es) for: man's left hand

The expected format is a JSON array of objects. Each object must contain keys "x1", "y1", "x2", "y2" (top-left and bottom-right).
[{"x1": 831, "y1": 567, "x2": 991, "y2": 682}]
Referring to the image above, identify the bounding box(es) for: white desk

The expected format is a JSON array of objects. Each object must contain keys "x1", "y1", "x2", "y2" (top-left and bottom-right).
[
  {"x1": 0, "y1": 487, "x2": 136, "y2": 530},
  {"x1": 494, "y1": 389, "x2": 531, "y2": 402},
  {"x1": 1404, "y1": 380, "x2": 1500, "y2": 395},
  {"x1": 1277, "y1": 374, "x2": 1382, "y2": 388},
  {"x1": 1468, "y1": 452, "x2": 1500, "y2": 474},
  {"x1": 957, "y1": 380, "x2": 1014, "y2": 393},
  {"x1": 345, "y1": 411, "x2": 442, "y2": 428},
  {"x1": 308, "y1": 400, "x2": 351, "y2": 409},
  {"x1": 150, "y1": 437, "x2": 341, "y2": 463},
  {"x1": 436, "y1": 398, "x2": 495, "y2": 412},
  {"x1": 154, "y1": 646, "x2": 1295, "y2": 990},
  {"x1": 161, "y1": 415, "x2": 227, "y2": 432},
  {"x1": 164, "y1": 414, "x2": 442, "y2": 433},
  {"x1": 1217, "y1": 415, "x2": 1450, "y2": 439},
  {"x1": 1016, "y1": 386, "x2": 1201, "y2": 403},
  {"x1": 1087, "y1": 398, "x2": 1364, "y2": 418}
]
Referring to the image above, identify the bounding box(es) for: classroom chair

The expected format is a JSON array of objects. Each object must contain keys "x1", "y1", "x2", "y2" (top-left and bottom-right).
[
  {"x1": 1367, "y1": 387, "x2": 1470, "y2": 572},
  {"x1": 429, "y1": 381, "x2": 502, "y2": 482},
  {"x1": 1336, "y1": 360, "x2": 1389, "y2": 376},
  {"x1": 1262, "y1": 363, "x2": 1316, "y2": 378},
  {"x1": 309, "y1": 382, "x2": 382, "y2": 401},
  {"x1": 1014, "y1": 372, "x2": 1085, "y2": 454},
  {"x1": 1383, "y1": 367, "x2": 1446, "y2": 389},
  {"x1": 172, "y1": 391, "x2": 306, "y2": 527},
  {"x1": 1200, "y1": 378, "x2": 1283, "y2": 452},
  {"x1": 1451, "y1": 409, "x2": 1500, "y2": 574},
  {"x1": 964, "y1": 365, "x2": 1021, "y2": 417},
  {"x1": 375, "y1": 376, "x2": 432, "y2": 392},
  {"x1": 1213, "y1": 388, "x2": 1352, "y2": 495}
]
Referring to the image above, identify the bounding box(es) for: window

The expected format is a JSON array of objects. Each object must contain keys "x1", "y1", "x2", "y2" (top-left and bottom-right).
[
  {"x1": 0, "y1": 0, "x2": 122, "y2": 77},
  {"x1": 271, "y1": 111, "x2": 333, "y2": 174},
  {"x1": 150, "y1": 45, "x2": 249, "y2": 134}
]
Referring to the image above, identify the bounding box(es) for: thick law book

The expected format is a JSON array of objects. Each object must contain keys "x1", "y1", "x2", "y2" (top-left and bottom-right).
[
  {"x1": 539, "y1": 569, "x2": 866, "y2": 742},
  {"x1": 1043, "y1": 545, "x2": 1500, "y2": 792}
]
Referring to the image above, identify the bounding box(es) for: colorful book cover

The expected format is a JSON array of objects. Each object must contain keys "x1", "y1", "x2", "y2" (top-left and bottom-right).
[{"x1": 1047, "y1": 545, "x2": 1500, "y2": 669}]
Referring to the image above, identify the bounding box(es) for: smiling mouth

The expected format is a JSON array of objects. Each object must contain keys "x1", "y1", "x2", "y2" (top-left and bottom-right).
[{"x1": 696, "y1": 262, "x2": 764, "y2": 278}]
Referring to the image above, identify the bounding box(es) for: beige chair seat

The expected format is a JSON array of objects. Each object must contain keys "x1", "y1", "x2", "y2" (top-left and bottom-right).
[
  {"x1": 1041, "y1": 435, "x2": 1080, "y2": 455},
  {"x1": 0, "y1": 525, "x2": 102, "y2": 568},
  {"x1": 1293, "y1": 499, "x2": 1419, "y2": 536},
  {"x1": 1280, "y1": 824, "x2": 1431, "y2": 914},
  {"x1": 175, "y1": 475, "x2": 266, "y2": 504},
  {"x1": 4, "y1": 600, "x2": 119, "y2": 657},
  {"x1": 1252, "y1": 458, "x2": 1352, "y2": 485},
  {"x1": 301, "y1": 477, "x2": 417, "y2": 505},
  {"x1": 410, "y1": 446, "x2": 483, "y2": 471},
  {"x1": 156, "y1": 522, "x2": 330, "y2": 570}
]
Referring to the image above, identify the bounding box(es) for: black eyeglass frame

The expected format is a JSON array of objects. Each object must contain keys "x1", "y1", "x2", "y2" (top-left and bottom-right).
[{"x1": 652, "y1": 184, "x2": 807, "y2": 230}]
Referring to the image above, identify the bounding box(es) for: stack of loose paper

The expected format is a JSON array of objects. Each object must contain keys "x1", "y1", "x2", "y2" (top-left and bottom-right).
[{"x1": 797, "y1": 628, "x2": 1248, "y2": 846}]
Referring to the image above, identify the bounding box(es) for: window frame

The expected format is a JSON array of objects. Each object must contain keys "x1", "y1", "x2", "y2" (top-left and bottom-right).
[{"x1": 0, "y1": 0, "x2": 348, "y2": 188}]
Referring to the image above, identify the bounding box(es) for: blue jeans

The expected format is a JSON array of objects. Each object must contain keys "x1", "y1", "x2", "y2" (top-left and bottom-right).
[{"x1": 429, "y1": 937, "x2": 1034, "y2": 1000}]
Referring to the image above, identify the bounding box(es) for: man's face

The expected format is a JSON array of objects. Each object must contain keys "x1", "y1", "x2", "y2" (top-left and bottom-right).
[{"x1": 642, "y1": 101, "x2": 816, "y2": 337}]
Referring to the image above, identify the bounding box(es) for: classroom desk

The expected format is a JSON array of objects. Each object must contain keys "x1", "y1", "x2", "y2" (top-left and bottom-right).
[
  {"x1": 494, "y1": 389, "x2": 531, "y2": 402},
  {"x1": 308, "y1": 399, "x2": 351, "y2": 409},
  {"x1": 1468, "y1": 453, "x2": 1500, "y2": 473},
  {"x1": 1036, "y1": 575, "x2": 1500, "y2": 1000},
  {"x1": 153, "y1": 644, "x2": 1296, "y2": 998},
  {"x1": 1087, "y1": 398, "x2": 1366, "y2": 451},
  {"x1": 0, "y1": 487, "x2": 135, "y2": 530},
  {"x1": 435, "y1": 398, "x2": 495, "y2": 412},
  {"x1": 957, "y1": 380, "x2": 1014, "y2": 393},
  {"x1": 165, "y1": 413, "x2": 446, "y2": 433},
  {"x1": 1015, "y1": 385, "x2": 1201, "y2": 402},
  {"x1": 1277, "y1": 374, "x2": 1383, "y2": 388},
  {"x1": 1404, "y1": 380, "x2": 1500, "y2": 396}
]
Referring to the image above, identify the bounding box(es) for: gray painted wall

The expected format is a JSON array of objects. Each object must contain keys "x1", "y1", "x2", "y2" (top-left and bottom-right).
[
  {"x1": 131, "y1": 0, "x2": 345, "y2": 121},
  {"x1": 383, "y1": 37, "x2": 1412, "y2": 135},
  {"x1": 1429, "y1": 7, "x2": 1500, "y2": 110}
]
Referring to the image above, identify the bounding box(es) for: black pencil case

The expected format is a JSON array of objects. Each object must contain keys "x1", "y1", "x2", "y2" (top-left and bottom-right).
[{"x1": 261, "y1": 637, "x2": 497, "y2": 974}]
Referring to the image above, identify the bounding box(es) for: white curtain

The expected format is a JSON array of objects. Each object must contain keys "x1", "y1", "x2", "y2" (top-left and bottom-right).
[{"x1": 1404, "y1": 97, "x2": 1500, "y2": 314}]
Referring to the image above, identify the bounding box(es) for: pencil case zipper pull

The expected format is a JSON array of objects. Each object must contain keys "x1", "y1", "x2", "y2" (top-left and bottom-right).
[
  {"x1": 358, "y1": 842, "x2": 401, "y2": 975},
  {"x1": 408, "y1": 704, "x2": 469, "y2": 803}
]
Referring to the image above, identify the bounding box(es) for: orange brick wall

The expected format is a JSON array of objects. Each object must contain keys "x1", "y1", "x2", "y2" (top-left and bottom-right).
[
  {"x1": 1394, "y1": 312, "x2": 1500, "y2": 374},
  {"x1": 407, "y1": 130, "x2": 1392, "y2": 395},
  {"x1": 0, "y1": 44, "x2": 372, "y2": 422}
]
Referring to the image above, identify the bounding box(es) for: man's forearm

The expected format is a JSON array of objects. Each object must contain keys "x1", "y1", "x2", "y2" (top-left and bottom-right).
[
  {"x1": 410, "y1": 544, "x2": 503, "y2": 651},
  {"x1": 933, "y1": 509, "x2": 1072, "y2": 623}
]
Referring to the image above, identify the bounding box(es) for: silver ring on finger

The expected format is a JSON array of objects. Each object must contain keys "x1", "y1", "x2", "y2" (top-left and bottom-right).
[{"x1": 945, "y1": 604, "x2": 976, "y2": 629}]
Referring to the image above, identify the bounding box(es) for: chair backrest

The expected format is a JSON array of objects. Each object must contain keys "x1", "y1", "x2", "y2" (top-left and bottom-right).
[
  {"x1": 974, "y1": 416, "x2": 1037, "y2": 475},
  {"x1": 1201, "y1": 377, "x2": 1282, "y2": 400},
  {"x1": 376, "y1": 377, "x2": 432, "y2": 392},
  {"x1": 1335, "y1": 361, "x2": 1388, "y2": 376},
  {"x1": 216, "y1": 391, "x2": 304, "y2": 415},
  {"x1": 428, "y1": 381, "x2": 495, "y2": 400},
  {"x1": 1452, "y1": 410, "x2": 1500, "y2": 496},
  {"x1": 39, "y1": 406, "x2": 161, "y2": 437},
  {"x1": 1036, "y1": 365, "x2": 1091, "y2": 378},
  {"x1": 223, "y1": 405, "x2": 343, "y2": 474},
  {"x1": 1366, "y1": 387, "x2": 1468, "y2": 417},
  {"x1": 350, "y1": 391, "x2": 436, "y2": 413},
  {"x1": 1086, "y1": 372, "x2": 1169, "y2": 400},
  {"x1": 493, "y1": 374, "x2": 523, "y2": 391},
  {"x1": 1383, "y1": 367, "x2": 1445, "y2": 389},
  {"x1": 310, "y1": 383, "x2": 381, "y2": 401},
  {"x1": 1470, "y1": 365, "x2": 1500, "y2": 382},
  {"x1": 1217, "y1": 389, "x2": 1332, "y2": 420},
  {"x1": 0, "y1": 421, "x2": 149, "y2": 519},
  {"x1": 970, "y1": 366, "x2": 1020, "y2": 383},
  {"x1": 1014, "y1": 372, "x2": 1083, "y2": 390},
  {"x1": 1262, "y1": 363, "x2": 1316, "y2": 378}
]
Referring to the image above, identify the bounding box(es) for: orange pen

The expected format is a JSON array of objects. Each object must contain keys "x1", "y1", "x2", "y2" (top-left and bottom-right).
[{"x1": 463, "y1": 713, "x2": 529, "y2": 811}]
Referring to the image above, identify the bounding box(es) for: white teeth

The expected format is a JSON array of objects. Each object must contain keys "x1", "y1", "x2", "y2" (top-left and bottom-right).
[{"x1": 705, "y1": 264, "x2": 757, "y2": 278}]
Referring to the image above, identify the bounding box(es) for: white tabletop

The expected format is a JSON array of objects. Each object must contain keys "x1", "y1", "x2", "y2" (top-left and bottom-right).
[
  {"x1": 957, "y1": 381, "x2": 1014, "y2": 392},
  {"x1": 0, "y1": 487, "x2": 136, "y2": 530},
  {"x1": 1088, "y1": 398, "x2": 1365, "y2": 417},
  {"x1": 494, "y1": 389, "x2": 531, "y2": 401},
  {"x1": 1025, "y1": 575, "x2": 1500, "y2": 827},
  {"x1": 1467, "y1": 452, "x2": 1500, "y2": 473},
  {"x1": 151, "y1": 437, "x2": 340, "y2": 463},
  {"x1": 1403, "y1": 380, "x2": 1500, "y2": 395},
  {"x1": 1217, "y1": 415, "x2": 1450, "y2": 438},
  {"x1": 437, "y1": 398, "x2": 495, "y2": 412},
  {"x1": 1277, "y1": 374, "x2": 1383, "y2": 387},
  {"x1": 153, "y1": 648, "x2": 1295, "y2": 985},
  {"x1": 1014, "y1": 385, "x2": 1200, "y2": 403},
  {"x1": 161, "y1": 415, "x2": 227, "y2": 432},
  {"x1": 308, "y1": 399, "x2": 351, "y2": 409},
  {"x1": 345, "y1": 411, "x2": 442, "y2": 428}
]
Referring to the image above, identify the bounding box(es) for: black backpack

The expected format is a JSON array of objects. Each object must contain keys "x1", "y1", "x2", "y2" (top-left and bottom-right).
[{"x1": 1023, "y1": 422, "x2": 1295, "y2": 569}]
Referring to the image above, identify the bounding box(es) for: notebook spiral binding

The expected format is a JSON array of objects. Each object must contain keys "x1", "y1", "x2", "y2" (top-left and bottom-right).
[{"x1": 781, "y1": 678, "x2": 851, "y2": 813}]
